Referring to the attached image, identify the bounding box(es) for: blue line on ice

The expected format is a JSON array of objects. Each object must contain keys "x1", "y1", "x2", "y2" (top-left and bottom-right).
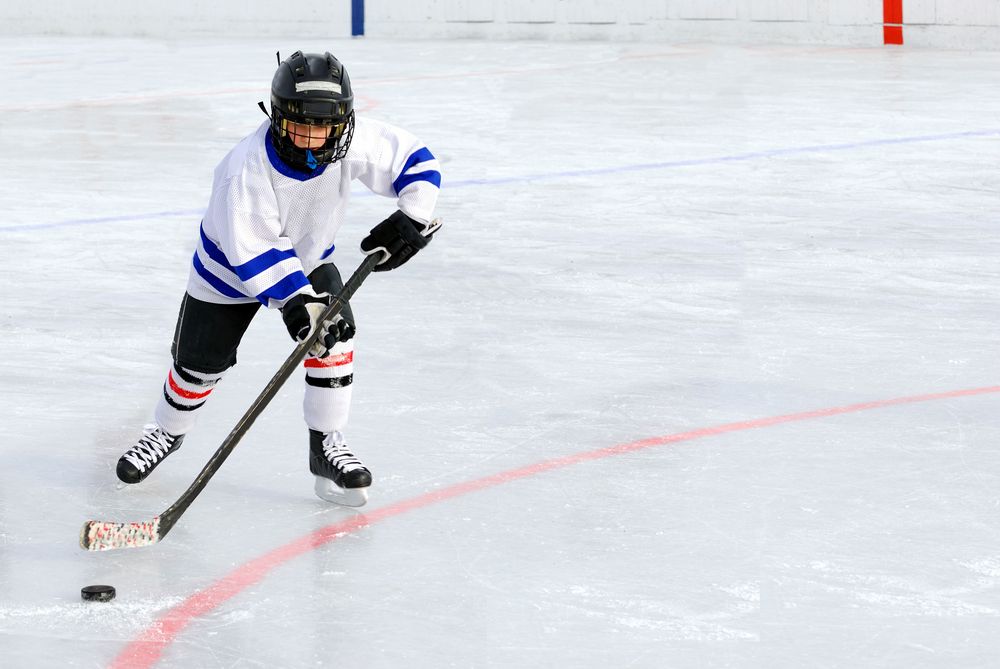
[{"x1": 6, "y1": 128, "x2": 998, "y2": 233}]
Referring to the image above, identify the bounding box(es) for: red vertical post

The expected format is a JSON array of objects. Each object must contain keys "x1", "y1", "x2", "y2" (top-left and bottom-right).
[{"x1": 884, "y1": 0, "x2": 904, "y2": 45}]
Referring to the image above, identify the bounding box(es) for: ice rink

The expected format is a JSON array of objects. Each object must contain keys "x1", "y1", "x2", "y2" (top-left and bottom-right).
[{"x1": 2, "y1": 35, "x2": 1000, "y2": 668}]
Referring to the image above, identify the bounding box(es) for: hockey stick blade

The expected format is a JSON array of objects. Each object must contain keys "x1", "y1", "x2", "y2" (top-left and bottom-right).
[
  {"x1": 81, "y1": 516, "x2": 161, "y2": 551},
  {"x1": 77, "y1": 249, "x2": 394, "y2": 552}
]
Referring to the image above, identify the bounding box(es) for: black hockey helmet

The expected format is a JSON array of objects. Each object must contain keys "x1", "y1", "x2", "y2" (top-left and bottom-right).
[{"x1": 262, "y1": 50, "x2": 355, "y2": 171}]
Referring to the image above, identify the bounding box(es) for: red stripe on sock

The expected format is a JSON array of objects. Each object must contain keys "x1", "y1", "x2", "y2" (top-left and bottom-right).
[
  {"x1": 167, "y1": 371, "x2": 213, "y2": 400},
  {"x1": 304, "y1": 351, "x2": 354, "y2": 368}
]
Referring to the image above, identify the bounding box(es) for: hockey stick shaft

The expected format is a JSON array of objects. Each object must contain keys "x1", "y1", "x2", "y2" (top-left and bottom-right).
[
  {"x1": 158, "y1": 253, "x2": 381, "y2": 534},
  {"x1": 81, "y1": 253, "x2": 381, "y2": 550}
]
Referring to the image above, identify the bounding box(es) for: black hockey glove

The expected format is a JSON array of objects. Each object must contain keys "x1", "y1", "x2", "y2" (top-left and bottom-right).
[
  {"x1": 360, "y1": 210, "x2": 441, "y2": 272},
  {"x1": 281, "y1": 292, "x2": 355, "y2": 358}
]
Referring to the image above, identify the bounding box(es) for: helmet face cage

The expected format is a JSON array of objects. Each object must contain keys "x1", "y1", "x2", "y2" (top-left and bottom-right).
[
  {"x1": 270, "y1": 105, "x2": 355, "y2": 168},
  {"x1": 268, "y1": 51, "x2": 355, "y2": 171}
]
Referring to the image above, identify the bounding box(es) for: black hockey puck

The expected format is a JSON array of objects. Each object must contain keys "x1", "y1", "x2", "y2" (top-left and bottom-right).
[{"x1": 81, "y1": 585, "x2": 116, "y2": 602}]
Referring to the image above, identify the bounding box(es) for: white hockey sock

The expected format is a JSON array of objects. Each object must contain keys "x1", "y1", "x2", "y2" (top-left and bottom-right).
[
  {"x1": 303, "y1": 340, "x2": 354, "y2": 434},
  {"x1": 153, "y1": 365, "x2": 226, "y2": 436}
]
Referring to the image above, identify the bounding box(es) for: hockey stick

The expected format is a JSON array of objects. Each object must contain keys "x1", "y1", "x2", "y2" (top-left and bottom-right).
[{"x1": 80, "y1": 252, "x2": 382, "y2": 551}]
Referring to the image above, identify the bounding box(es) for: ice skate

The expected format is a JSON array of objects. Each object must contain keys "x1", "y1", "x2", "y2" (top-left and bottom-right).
[
  {"x1": 116, "y1": 424, "x2": 185, "y2": 484},
  {"x1": 309, "y1": 429, "x2": 371, "y2": 507}
]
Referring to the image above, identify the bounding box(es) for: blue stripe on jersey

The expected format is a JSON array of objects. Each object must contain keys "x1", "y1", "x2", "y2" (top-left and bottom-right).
[
  {"x1": 192, "y1": 252, "x2": 247, "y2": 299},
  {"x1": 264, "y1": 132, "x2": 328, "y2": 181},
  {"x1": 394, "y1": 169, "x2": 442, "y2": 194},
  {"x1": 399, "y1": 147, "x2": 435, "y2": 175},
  {"x1": 256, "y1": 271, "x2": 311, "y2": 305},
  {"x1": 393, "y1": 148, "x2": 440, "y2": 195},
  {"x1": 199, "y1": 224, "x2": 235, "y2": 273},
  {"x1": 234, "y1": 247, "x2": 298, "y2": 281},
  {"x1": 321, "y1": 243, "x2": 336, "y2": 260},
  {"x1": 200, "y1": 224, "x2": 298, "y2": 282}
]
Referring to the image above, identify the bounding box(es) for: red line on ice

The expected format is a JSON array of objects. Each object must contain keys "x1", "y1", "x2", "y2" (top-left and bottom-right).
[{"x1": 110, "y1": 384, "x2": 1000, "y2": 668}]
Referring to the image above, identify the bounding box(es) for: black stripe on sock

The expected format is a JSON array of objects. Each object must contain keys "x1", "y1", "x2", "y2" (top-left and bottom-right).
[
  {"x1": 173, "y1": 364, "x2": 217, "y2": 387},
  {"x1": 163, "y1": 387, "x2": 207, "y2": 412},
  {"x1": 305, "y1": 374, "x2": 354, "y2": 389}
]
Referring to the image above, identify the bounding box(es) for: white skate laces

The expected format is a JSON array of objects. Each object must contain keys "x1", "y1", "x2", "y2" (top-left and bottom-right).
[
  {"x1": 321, "y1": 431, "x2": 366, "y2": 474},
  {"x1": 116, "y1": 424, "x2": 185, "y2": 486},
  {"x1": 124, "y1": 425, "x2": 178, "y2": 471}
]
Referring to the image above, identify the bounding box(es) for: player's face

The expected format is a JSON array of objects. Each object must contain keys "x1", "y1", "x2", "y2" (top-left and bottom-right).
[{"x1": 286, "y1": 121, "x2": 332, "y2": 149}]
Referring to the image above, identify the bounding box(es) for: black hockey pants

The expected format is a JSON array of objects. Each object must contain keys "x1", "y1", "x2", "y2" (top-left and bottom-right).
[{"x1": 171, "y1": 263, "x2": 355, "y2": 375}]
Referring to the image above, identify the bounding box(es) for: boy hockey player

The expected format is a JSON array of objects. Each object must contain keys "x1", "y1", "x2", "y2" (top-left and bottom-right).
[{"x1": 115, "y1": 50, "x2": 442, "y2": 507}]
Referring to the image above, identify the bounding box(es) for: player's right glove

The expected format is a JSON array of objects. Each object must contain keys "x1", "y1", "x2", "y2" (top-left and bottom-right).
[
  {"x1": 360, "y1": 210, "x2": 442, "y2": 272},
  {"x1": 281, "y1": 292, "x2": 355, "y2": 358}
]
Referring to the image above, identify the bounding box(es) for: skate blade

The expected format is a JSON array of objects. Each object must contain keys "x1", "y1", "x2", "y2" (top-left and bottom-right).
[{"x1": 314, "y1": 476, "x2": 369, "y2": 507}]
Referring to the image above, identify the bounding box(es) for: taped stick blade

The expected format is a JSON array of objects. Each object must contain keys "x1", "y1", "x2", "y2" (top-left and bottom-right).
[{"x1": 80, "y1": 516, "x2": 162, "y2": 551}]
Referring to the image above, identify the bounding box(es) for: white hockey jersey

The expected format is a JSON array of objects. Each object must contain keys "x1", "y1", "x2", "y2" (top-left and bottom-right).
[{"x1": 186, "y1": 118, "x2": 441, "y2": 308}]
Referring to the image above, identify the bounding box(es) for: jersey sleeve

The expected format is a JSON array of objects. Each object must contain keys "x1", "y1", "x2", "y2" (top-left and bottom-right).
[
  {"x1": 352, "y1": 120, "x2": 442, "y2": 224},
  {"x1": 196, "y1": 169, "x2": 317, "y2": 309}
]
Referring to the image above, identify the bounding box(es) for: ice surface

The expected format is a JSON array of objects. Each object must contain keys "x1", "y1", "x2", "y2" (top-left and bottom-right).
[{"x1": 1, "y1": 36, "x2": 999, "y2": 668}]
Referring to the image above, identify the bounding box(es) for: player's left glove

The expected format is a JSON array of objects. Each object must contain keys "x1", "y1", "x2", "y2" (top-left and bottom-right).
[
  {"x1": 281, "y1": 292, "x2": 355, "y2": 358},
  {"x1": 360, "y1": 210, "x2": 442, "y2": 272}
]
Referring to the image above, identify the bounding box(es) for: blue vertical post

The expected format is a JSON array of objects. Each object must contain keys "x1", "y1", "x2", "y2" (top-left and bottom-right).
[{"x1": 351, "y1": 0, "x2": 365, "y2": 36}]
